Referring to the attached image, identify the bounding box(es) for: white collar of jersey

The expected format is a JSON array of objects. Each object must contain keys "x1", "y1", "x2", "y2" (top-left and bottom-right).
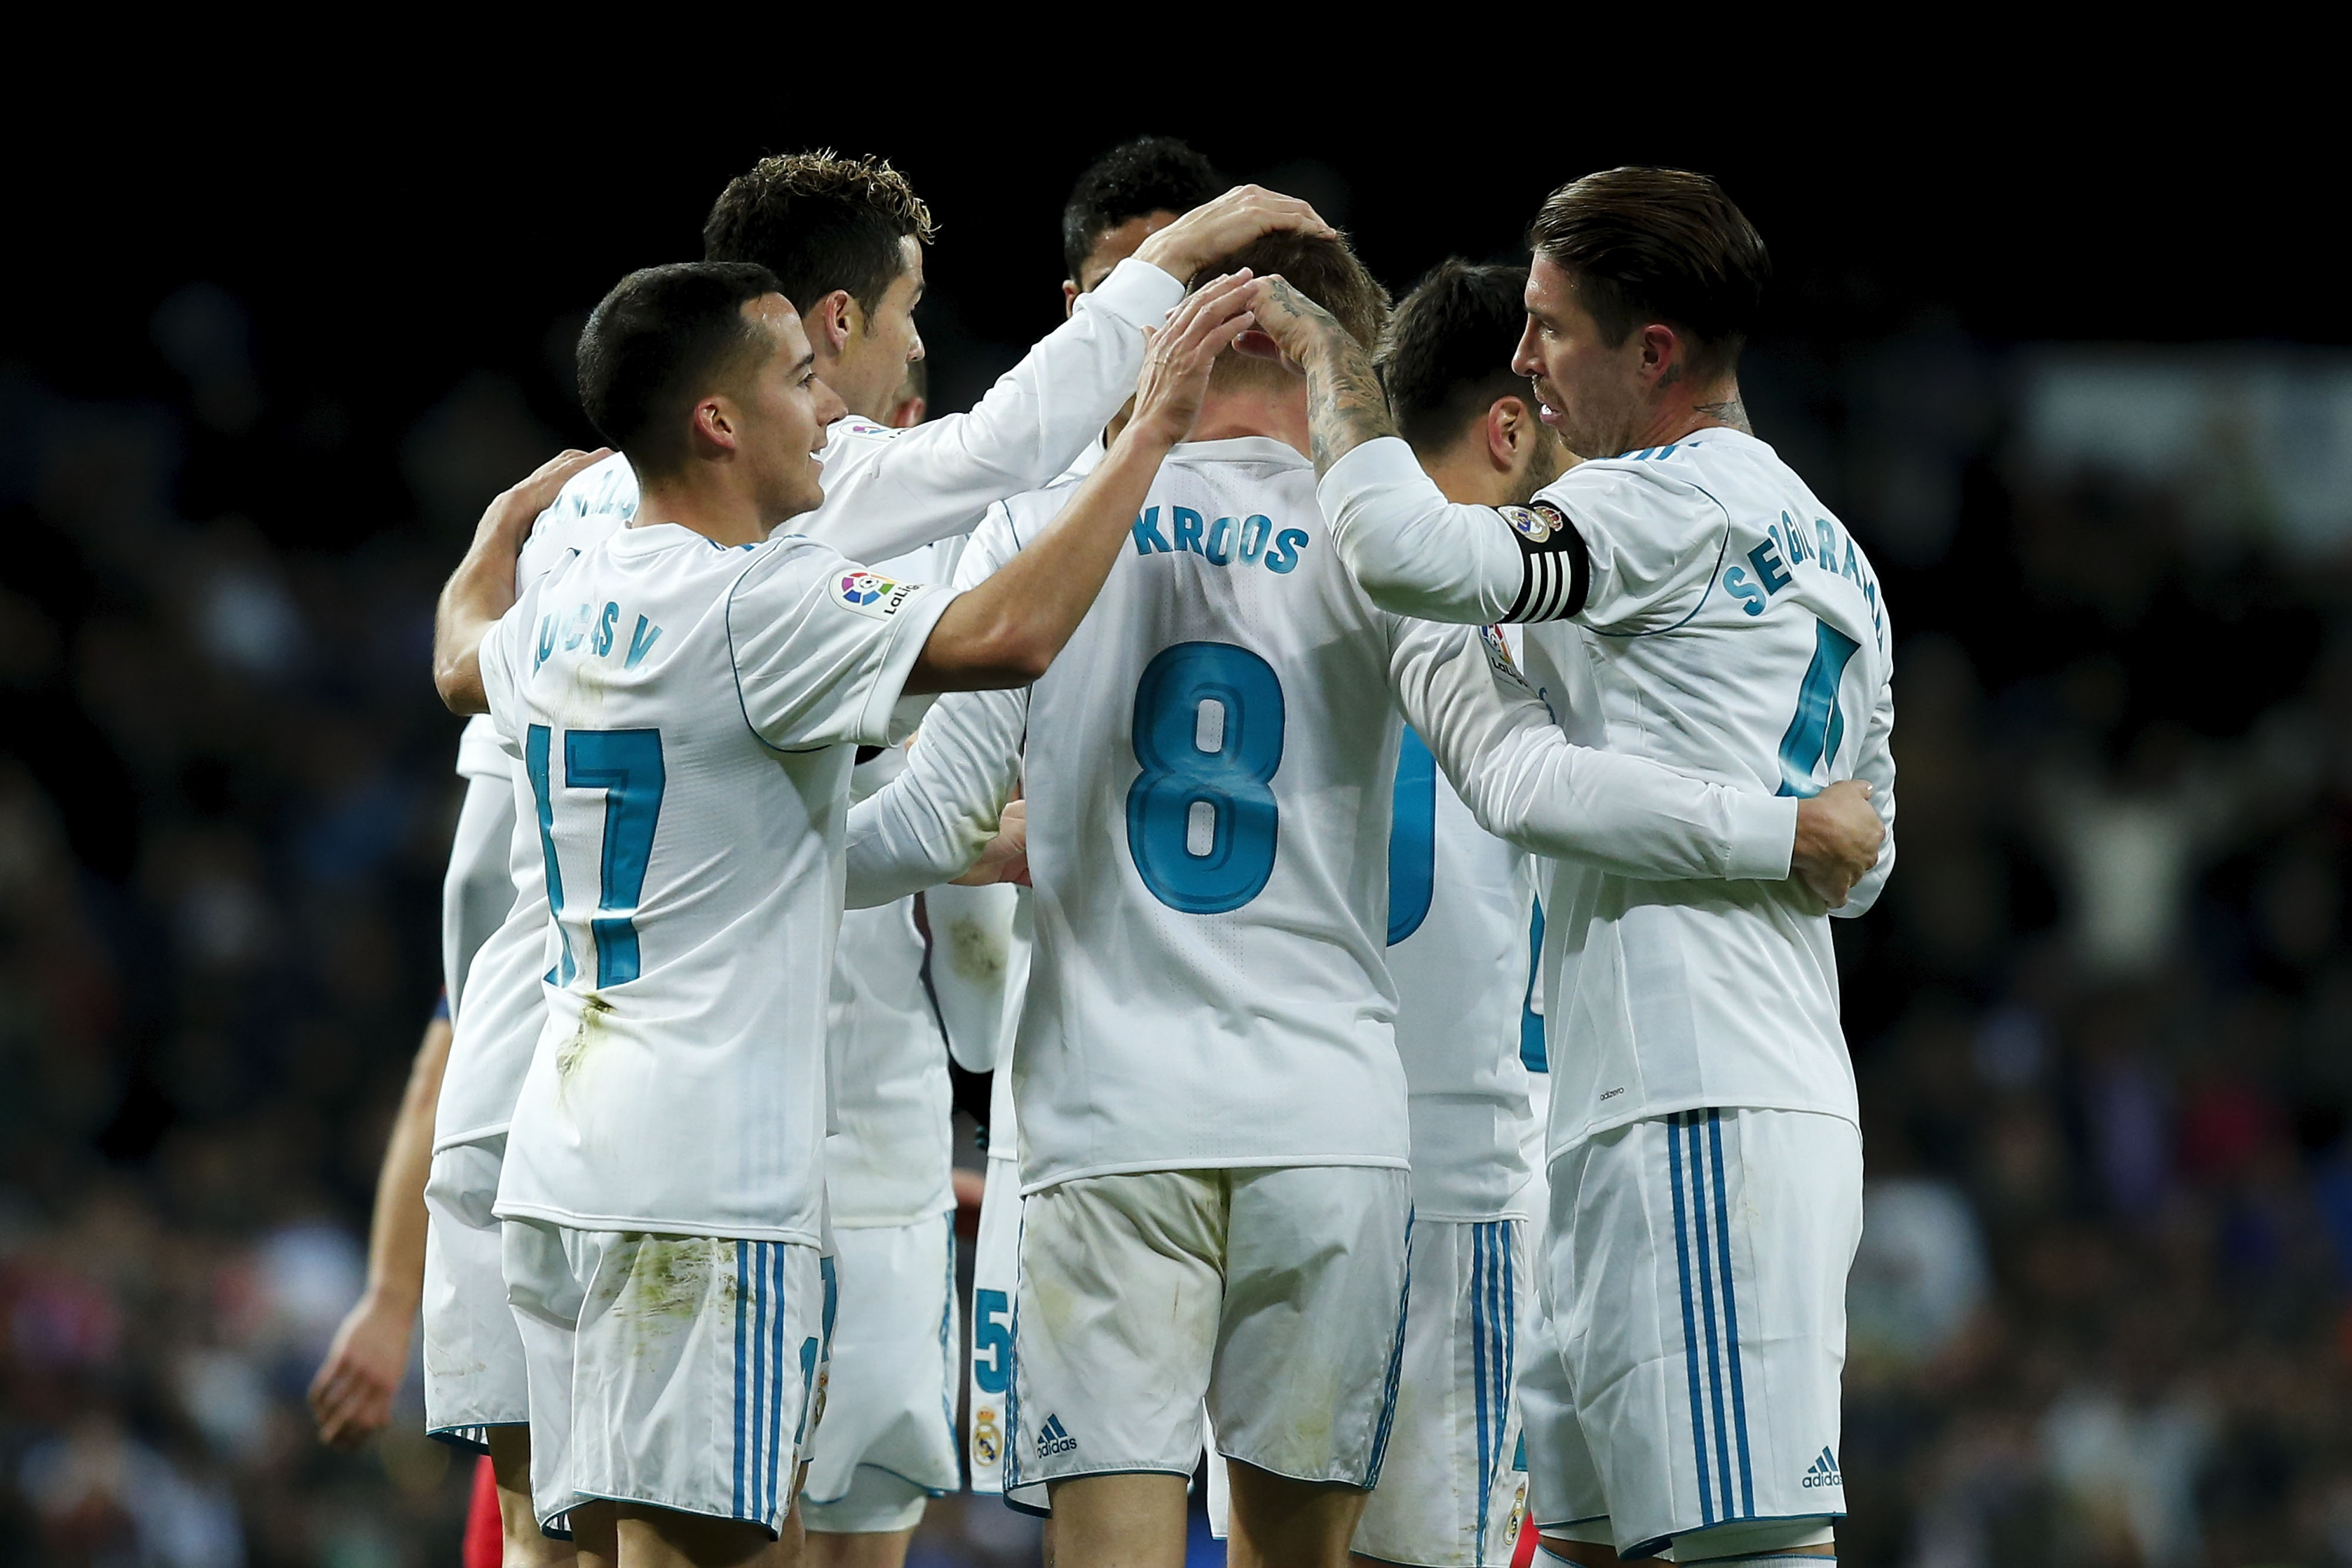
[
  {"x1": 1167, "y1": 435, "x2": 1311, "y2": 467},
  {"x1": 606, "y1": 520, "x2": 736, "y2": 554}
]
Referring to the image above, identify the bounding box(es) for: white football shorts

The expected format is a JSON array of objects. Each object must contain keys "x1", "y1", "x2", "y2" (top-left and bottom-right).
[
  {"x1": 422, "y1": 1135, "x2": 527, "y2": 1448},
  {"x1": 802, "y1": 1214, "x2": 960, "y2": 1534},
  {"x1": 965, "y1": 1151, "x2": 1020, "y2": 1495},
  {"x1": 1524, "y1": 1107, "x2": 1860, "y2": 1561},
  {"x1": 1003, "y1": 1164, "x2": 1411, "y2": 1513},
  {"x1": 1354, "y1": 1217, "x2": 1529, "y2": 1567},
  {"x1": 502, "y1": 1219, "x2": 836, "y2": 1537}
]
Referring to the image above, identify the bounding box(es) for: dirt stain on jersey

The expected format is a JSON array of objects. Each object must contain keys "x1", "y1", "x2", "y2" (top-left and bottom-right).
[
  {"x1": 556, "y1": 992, "x2": 613, "y2": 1099},
  {"x1": 946, "y1": 915, "x2": 1008, "y2": 984}
]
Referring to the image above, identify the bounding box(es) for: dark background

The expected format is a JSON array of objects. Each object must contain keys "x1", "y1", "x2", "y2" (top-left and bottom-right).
[{"x1": 4, "y1": 87, "x2": 2348, "y2": 1566}]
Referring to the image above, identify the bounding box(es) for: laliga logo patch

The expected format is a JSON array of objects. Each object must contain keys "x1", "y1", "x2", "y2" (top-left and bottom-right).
[
  {"x1": 834, "y1": 571, "x2": 918, "y2": 620},
  {"x1": 1479, "y1": 624, "x2": 1534, "y2": 691}
]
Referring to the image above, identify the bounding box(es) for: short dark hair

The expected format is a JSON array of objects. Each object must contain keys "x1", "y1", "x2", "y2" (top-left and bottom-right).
[
  {"x1": 1062, "y1": 136, "x2": 1222, "y2": 283},
  {"x1": 1379, "y1": 259, "x2": 1532, "y2": 454},
  {"x1": 577, "y1": 262, "x2": 781, "y2": 478},
  {"x1": 703, "y1": 151, "x2": 937, "y2": 316},
  {"x1": 1190, "y1": 232, "x2": 1389, "y2": 373},
  {"x1": 1528, "y1": 167, "x2": 1768, "y2": 378}
]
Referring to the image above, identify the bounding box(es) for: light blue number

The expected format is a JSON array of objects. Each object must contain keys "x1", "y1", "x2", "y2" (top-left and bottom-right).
[
  {"x1": 1775, "y1": 619, "x2": 1861, "y2": 797},
  {"x1": 1519, "y1": 901, "x2": 1547, "y2": 1073},
  {"x1": 565, "y1": 729, "x2": 665, "y2": 987},
  {"x1": 525, "y1": 725, "x2": 575, "y2": 985},
  {"x1": 973, "y1": 1288, "x2": 1013, "y2": 1395},
  {"x1": 1385, "y1": 726, "x2": 1435, "y2": 944},
  {"x1": 524, "y1": 724, "x2": 667, "y2": 988},
  {"x1": 1126, "y1": 642, "x2": 1284, "y2": 914}
]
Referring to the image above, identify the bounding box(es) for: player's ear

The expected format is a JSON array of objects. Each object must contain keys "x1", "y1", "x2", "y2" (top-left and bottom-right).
[
  {"x1": 690, "y1": 394, "x2": 739, "y2": 457},
  {"x1": 1063, "y1": 279, "x2": 1080, "y2": 319},
  {"x1": 1488, "y1": 396, "x2": 1530, "y2": 470},
  {"x1": 1638, "y1": 322, "x2": 1681, "y2": 385},
  {"x1": 810, "y1": 289, "x2": 857, "y2": 355}
]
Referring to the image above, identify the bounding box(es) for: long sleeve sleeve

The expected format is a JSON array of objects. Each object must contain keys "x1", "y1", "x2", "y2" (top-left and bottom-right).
[
  {"x1": 1317, "y1": 439, "x2": 1535, "y2": 625},
  {"x1": 800, "y1": 259, "x2": 1183, "y2": 562},
  {"x1": 1833, "y1": 667, "x2": 1897, "y2": 918},
  {"x1": 1387, "y1": 617, "x2": 1797, "y2": 881},
  {"x1": 843, "y1": 510, "x2": 1032, "y2": 907}
]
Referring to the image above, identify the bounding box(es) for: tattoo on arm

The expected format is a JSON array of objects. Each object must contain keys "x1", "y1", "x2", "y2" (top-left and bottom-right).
[{"x1": 1262, "y1": 278, "x2": 1398, "y2": 474}]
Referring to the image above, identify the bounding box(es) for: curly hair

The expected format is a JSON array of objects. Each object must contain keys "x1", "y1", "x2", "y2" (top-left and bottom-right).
[
  {"x1": 703, "y1": 151, "x2": 937, "y2": 316},
  {"x1": 1061, "y1": 136, "x2": 1222, "y2": 283}
]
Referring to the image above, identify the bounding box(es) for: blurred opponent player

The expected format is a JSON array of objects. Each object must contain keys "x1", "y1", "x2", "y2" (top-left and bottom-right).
[
  {"x1": 1252, "y1": 168, "x2": 1896, "y2": 1566},
  {"x1": 965, "y1": 133, "x2": 1226, "y2": 1501},
  {"x1": 416, "y1": 151, "x2": 1327, "y2": 1559},
  {"x1": 435, "y1": 260, "x2": 1257, "y2": 1567},
  {"x1": 845, "y1": 230, "x2": 1867, "y2": 1568},
  {"x1": 1348, "y1": 259, "x2": 1571, "y2": 1568}
]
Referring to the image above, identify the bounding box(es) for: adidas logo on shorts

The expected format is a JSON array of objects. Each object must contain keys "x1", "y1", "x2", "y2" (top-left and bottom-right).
[
  {"x1": 1800, "y1": 1446, "x2": 1842, "y2": 1489},
  {"x1": 1036, "y1": 1415, "x2": 1078, "y2": 1457}
]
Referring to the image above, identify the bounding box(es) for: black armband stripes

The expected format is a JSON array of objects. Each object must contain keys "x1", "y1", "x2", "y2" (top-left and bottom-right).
[{"x1": 1497, "y1": 501, "x2": 1590, "y2": 623}]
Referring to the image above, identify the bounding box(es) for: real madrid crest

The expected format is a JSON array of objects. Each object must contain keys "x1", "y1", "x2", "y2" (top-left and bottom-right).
[{"x1": 1498, "y1": 504, "x2": 1552, "y2": 543}]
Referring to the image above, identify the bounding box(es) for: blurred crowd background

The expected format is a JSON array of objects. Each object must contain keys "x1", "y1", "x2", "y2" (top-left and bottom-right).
[{"x1": 5, "y1": 112, "x2": 2348, "y2": 1567}]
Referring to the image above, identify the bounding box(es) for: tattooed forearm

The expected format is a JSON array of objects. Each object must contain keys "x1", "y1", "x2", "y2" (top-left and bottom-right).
[
  {"x1": 1692, "y1": 394, "x2": 1754, "y2": 434},
  {"x1": 1254, "y1": 278, "x2": 1397, "y2": 473}
]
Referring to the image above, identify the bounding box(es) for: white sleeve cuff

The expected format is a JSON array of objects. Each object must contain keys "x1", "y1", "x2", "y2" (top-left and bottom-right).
[
  {"x1": 1725, "y1": 792, "x2": 1799, "y2": 881},
  {"x1": 1089, "y1": 256, "x2": 1187, "y2": 326}
]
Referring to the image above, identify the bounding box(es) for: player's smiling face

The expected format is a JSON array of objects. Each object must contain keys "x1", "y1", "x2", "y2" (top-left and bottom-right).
[
  {"x1": 737, "y1": 295, "x2": 846, "y2": 526},
  {"x1": 1513, "y1": 255, "x2": 1646, "y2": 460}
]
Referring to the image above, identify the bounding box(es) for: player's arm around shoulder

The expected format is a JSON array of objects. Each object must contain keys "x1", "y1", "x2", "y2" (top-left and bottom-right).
[
  {"x1": 1388, "y1": 614, "x2": 1798, "y2": 880},
  {"x1": 432, "y1": 447, "x2": 610, "y2": 714}
]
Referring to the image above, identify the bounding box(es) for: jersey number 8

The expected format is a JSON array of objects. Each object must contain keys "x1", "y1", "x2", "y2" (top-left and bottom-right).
[{"x1": 1126, "y1": 642, "x2": 1284, "y2": 915}]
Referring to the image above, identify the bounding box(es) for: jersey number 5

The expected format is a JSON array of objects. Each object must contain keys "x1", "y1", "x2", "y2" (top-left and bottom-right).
[
  {"x1": 1127, "y1": 642, "x2": 1284, "y2": 915},
  {"x1": 526, "y1": 725, "x2": 667, "y2": 987}
]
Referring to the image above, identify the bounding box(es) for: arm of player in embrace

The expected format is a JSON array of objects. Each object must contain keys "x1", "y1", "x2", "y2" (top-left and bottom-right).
[
  {"x1": 427, "y1": 274, "x2": 1261, "y2": 720},
  {"x1": 1388, "y1": 623, "x2": 1883, "y2": 907}
]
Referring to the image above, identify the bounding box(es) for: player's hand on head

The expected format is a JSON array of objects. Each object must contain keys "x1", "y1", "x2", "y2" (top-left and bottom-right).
[
  {"x1": 1240, "y1": 275, "x2": 1341, "y2": 372},
  {"x1": 307, "y1": 1292, "x2": 413, "y2": 1450},
  {"x1": 1134, "y1": 185, "x2": 1335, "y2": 280},
  {"x1": 1789, "y1": 779, "x2": 1882, "y2": 910},
  {"x1": 1126, "y1": 273, "x2": 1259, "y2": 448},
  {"x1": 953, "y1": 798, "x2": 1030, "y2": 888}
]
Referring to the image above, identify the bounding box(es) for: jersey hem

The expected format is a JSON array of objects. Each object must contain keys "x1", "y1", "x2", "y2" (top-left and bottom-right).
[
  {"x1": 1020, "y1": 1153, "x2": 1409, "y2": 1196},
  {"x1": 1547, "y1": 1096, "x2": 1860, "y2": 1161},
  {"x1": 827, "y1": 1201, "x2": 958, "y2": 1231},
  {"x1": 1407, "y1": 1204, "x2": 1534, "y2": 1225},
  {"x1": 430, "y1": 1119, "x2": 513, "y2": 1155},
  {"x1": 489, "y1": 1202, "x2": 824, "y2": 1248}
]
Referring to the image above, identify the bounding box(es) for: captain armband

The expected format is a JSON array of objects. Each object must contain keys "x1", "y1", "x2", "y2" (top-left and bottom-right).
[{"x1": 1495, "y1": 501, "x2": 1590, "y2": 623}]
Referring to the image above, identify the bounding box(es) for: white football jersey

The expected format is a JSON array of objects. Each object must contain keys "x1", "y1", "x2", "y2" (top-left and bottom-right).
[
  {"x1": 542, "y1": 257, "x2": 1182, "y2": 565},
  {"x1": 434, "y1": 499, "x2": 641, "y2": 1149},
  {"x1": 1320, "y1": 431, "x2": 1899, "y2": 1157},
  {"x1": 480, "y1": 523, "x2": 957, "y2": 1241},
  {"x1": 847, "y1": 439, "x2": 1797, "y2": 1195},
  {"x1": 1382, "y1": 725, "x2": 1538, "y2": 1221}
]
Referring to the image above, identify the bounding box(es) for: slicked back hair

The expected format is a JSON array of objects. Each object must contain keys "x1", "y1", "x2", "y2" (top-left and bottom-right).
[
  {"x1": 577, "y1": 262, "x2": 781, "y2": 479},
  {"x1": 1528, "y1": 166, "x2": 1768, "y2": 380},
  {"x1": 1062, "y1": 136, "x2": 1222, "y2": 283},
  {"x1": 1190, "y1": 232, "x2": 1389, "y2": 385},
  {"x1": 703, "y1": 151, "x2": 937, "y2": 317},
  {"x1": 1379, "y1": 259, "x2": 1534, "y2": 455}
]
